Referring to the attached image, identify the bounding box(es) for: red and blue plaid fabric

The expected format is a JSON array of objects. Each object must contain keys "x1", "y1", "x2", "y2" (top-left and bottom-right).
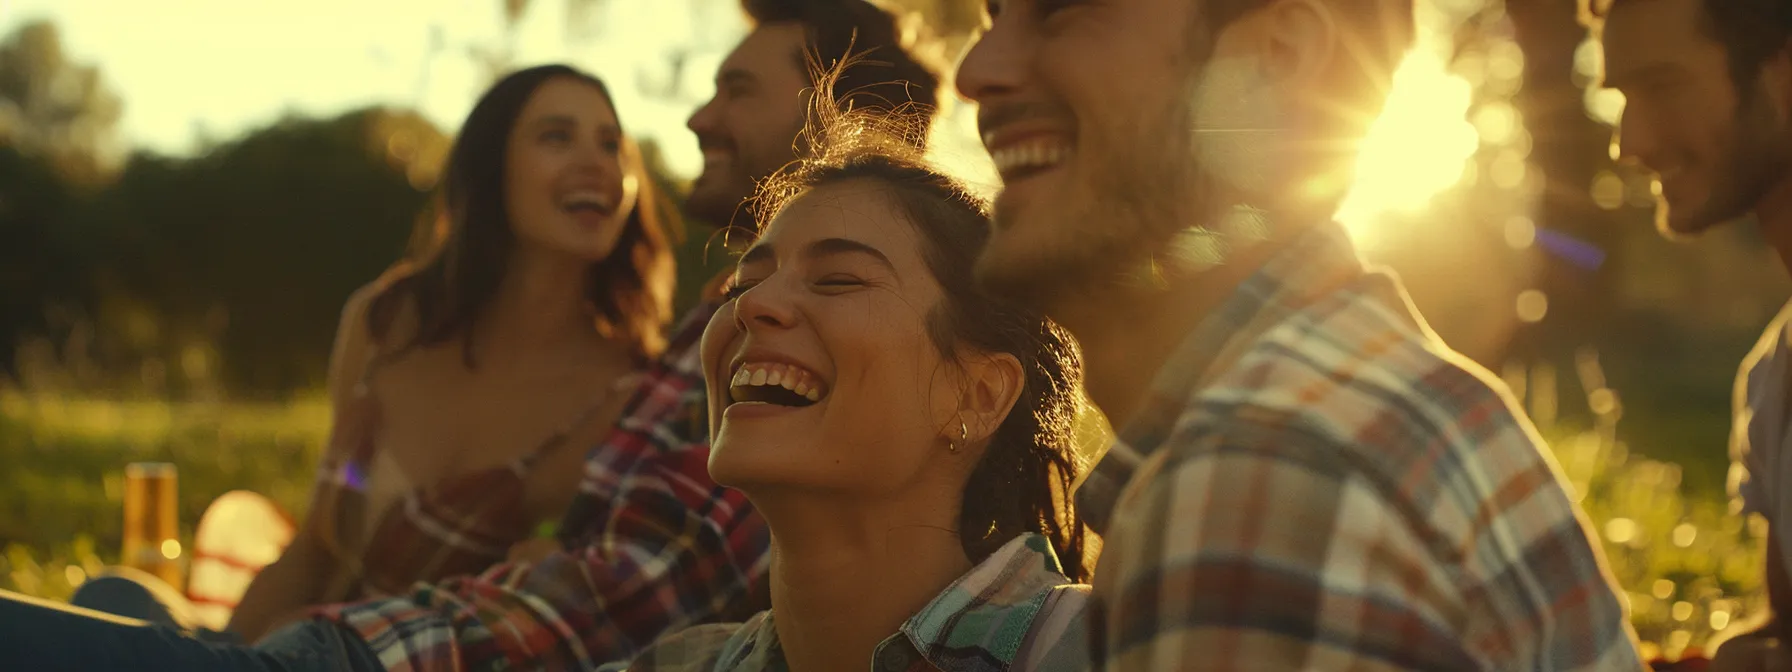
[
  {"x1": 1080, "y1": 222, "x2": 1645, "y2": 671},
  {"x1": 311, "y1": 301, "x2": 773, "y2": 671}
]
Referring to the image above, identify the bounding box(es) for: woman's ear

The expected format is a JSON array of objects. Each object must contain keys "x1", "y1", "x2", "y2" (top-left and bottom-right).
[{"x1": 960, "y1": 351, "x2": 1024, "y2": 446}]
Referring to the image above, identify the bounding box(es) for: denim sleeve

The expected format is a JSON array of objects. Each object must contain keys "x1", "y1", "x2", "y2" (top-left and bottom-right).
[
  {"x1": 256, "y1": 619, "x2": 385, "y2": 671},
  {"x1": 0, "y1": 590, "x2": 381, "y2": 672}
]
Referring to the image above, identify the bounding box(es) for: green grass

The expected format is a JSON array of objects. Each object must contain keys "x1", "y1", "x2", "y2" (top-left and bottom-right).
[
  {"x1": 0, "y1": 388, "x2": 328, "y2": 601},
  {"x1": 0, "y1": 364, "x2": 1766, "y2": 662}
]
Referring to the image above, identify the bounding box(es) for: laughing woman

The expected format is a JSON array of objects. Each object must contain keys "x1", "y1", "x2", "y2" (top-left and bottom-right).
[
  {"x1": 221, "y1": 63, "x2": 675, "y2": 642},
  {"x1": 602, "y1": 104, "x2": 1093, "y2": 672},
  {"x1": 0, "y1": 64, "x2": 676, "y2": 671}
]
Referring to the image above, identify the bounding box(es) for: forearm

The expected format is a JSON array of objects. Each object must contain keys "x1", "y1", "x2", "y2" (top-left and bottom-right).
[
  {"x1": 229, "y1": 540, "x2": 332, "y2": 643},
  {"x1": 0, "y1": 589, "x2": 377, "y2": 672}
]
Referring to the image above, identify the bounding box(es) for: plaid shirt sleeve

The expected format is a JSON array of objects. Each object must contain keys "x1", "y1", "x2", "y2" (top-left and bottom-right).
[
  {"x1": 311, "y1": 303, "x2": 772, "y2": 672},
  {"x1": 1091, "y1": 406, "x2": 1641, "y2": 671},
  {"x1": 594, "y1": 620, "x2": 752, "y2": 671}
]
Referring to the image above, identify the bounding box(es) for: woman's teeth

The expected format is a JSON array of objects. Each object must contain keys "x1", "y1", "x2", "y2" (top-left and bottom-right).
[
  {"x1": 561, "y1": 190, "x2": 613, "y2": 211},
  {"x1": 730, "y1": 362, "x2": 824, "y2": 402}
]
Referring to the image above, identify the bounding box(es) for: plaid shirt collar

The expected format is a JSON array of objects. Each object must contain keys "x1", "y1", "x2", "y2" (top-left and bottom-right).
[
  {"x1": 1076, "y1": 221, "x2": 1374, "y2": 534},
  {"x1": 711, "y1": 534, "x2": 1078, "y2": 672}
]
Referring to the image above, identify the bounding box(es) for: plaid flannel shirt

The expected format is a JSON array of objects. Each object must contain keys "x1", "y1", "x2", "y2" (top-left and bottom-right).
[
  {"x1": 1079, "y1": 222, "x2": 1643, "y2": 671},
  {"x1": 598, "y1": 533, "x2": 1091, "y2": 672},
  {"x1": 312, "y1": 300, "x2": 774, "y2": 671}
]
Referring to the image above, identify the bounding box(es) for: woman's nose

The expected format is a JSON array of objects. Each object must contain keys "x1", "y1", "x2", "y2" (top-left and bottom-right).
[{"x1": 733, "y1": 279, "x2": 799, "y2": 331}]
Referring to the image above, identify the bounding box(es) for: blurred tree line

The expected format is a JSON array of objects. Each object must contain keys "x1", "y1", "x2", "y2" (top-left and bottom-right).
[
  {"x1": 0, "y1": 21, "x2": 433, "y2": 395},
  {"x1": 0, "y1": 19, "x2": 711, "y2": 397}
]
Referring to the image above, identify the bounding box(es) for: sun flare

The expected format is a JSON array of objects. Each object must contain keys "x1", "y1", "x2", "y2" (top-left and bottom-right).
[{"x1": 1337, "y1": 26, "x2": 1490, "y2": 250}]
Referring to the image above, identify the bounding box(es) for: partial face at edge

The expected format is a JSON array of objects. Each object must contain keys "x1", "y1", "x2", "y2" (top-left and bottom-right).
[{"x1": 1602, "y1": 0, "x2": 1792, "y2": 237}]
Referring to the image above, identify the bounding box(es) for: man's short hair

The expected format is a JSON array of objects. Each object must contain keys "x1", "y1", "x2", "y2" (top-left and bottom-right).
[
  {"x1": 742, "y1": 0, "x2": 942, "y2": 129},
  {"x1": 1582, "y1": 0, "x2": 1792, "y2": 91}
]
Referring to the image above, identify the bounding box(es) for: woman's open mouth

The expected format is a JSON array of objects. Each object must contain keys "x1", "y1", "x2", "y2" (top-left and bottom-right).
[{"x1": 726, "y1": 362, "x2": 829, "y2": 409}]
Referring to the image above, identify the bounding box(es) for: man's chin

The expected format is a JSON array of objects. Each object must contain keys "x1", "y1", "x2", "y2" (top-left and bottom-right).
[
  {"x1": 687, "y1": 184, "x2": 753, "y2": 229},
  {"x1": 974, "y1": 226, "x2": 1116, "y2": 312},
  {"x1": 1655, "y1": 201, "x2": 1743, "y2": 241}
]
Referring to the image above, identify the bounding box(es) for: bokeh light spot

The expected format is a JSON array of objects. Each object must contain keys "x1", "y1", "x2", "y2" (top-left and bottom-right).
[
  {"x1": 1474, "y1": 103, "x2": 1517, "y2": 145},
  {"x1": 1606, "y1": 517, "x2": 1638, "y2": 544},
  {"x1": 1672, "y1": 523, "x2": 1697, "y2": 548},
  {"x1": 1491, "y1": 151, "x2": 1528, "y2": 190},
  {"x1": 1588, "y1": 388, "x2": 1618, "y2": 416},
  {"x1": 1587, "y1": 88, "x2": 1627, "y2": 127},
  {"x1": 1504, "y1": 216, "x2": 1536, "y2": 249},
  {"x1": 1592, "y1": 170, "x2": 1626, "y2": 210},
  {"x1": 1711, "y1": 610, "x2": 1731, "y2": 631},
  {"x1": 1517, "y1": 290, "x2": 1549, "y2": 323}
]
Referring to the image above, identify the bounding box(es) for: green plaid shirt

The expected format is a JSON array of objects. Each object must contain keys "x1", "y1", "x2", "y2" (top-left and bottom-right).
[{"x1": 599, "y1": 534, "x2": 1090, "y2": 672}]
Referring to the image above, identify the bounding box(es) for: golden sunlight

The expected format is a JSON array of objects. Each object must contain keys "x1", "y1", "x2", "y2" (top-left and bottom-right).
[{"x1": 1336, "y1": 28, "x2": 1485, "y2": 250}]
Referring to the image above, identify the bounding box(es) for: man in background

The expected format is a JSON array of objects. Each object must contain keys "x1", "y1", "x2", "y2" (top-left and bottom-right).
[{"x1": 1588, "y1": 0, "x2": 1792, "y2": 668}]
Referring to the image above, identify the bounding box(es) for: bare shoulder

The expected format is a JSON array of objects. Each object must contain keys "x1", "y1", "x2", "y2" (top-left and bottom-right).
[{"x1": 328, "y1": 270, "x2": 417, "y2": 396}]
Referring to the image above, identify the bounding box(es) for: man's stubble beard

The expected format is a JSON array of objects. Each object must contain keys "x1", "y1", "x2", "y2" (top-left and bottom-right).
[
  {"x1": 978, "y1": 80, "x2": 1214, "y2": 313},
  {"x1": 1662, "y1": 83, "x2": 1792, "y2": 240},
  {"x1": 688, "y1": 118, "x2": 810, "y2": 230}
]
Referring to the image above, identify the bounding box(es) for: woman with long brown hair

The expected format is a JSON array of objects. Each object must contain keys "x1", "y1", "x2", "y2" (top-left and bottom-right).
[{"x1": 226, "y1": 63, "x2": 676, "y2": 641}]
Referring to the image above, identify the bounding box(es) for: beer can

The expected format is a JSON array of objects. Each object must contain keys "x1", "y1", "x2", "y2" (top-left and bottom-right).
[{"x1": 121, "y1": 462, "x2": 183, "y2": 591}]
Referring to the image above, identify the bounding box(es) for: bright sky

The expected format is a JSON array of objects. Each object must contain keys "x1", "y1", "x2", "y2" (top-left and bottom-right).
[
  {"x1": 0, "y1": 0, "x2": 1484, "y2": 227},
  {"x1": 0, "y1": 0, "x2": 755, "y2": 179}
]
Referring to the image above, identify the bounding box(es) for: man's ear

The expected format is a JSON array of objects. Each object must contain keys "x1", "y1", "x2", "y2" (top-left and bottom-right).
[
  {"x1": 959, "y1": 351, "x2": 1024, "y2": 445},
  {"x1": 1260, "y1": 0, "x2": 1340, "y2": 88}
]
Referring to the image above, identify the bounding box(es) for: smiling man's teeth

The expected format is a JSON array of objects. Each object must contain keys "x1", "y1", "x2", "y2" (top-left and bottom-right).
[
  {"x1": 730, "y1": 362, "x2": 826, "y2": 402},
  {"x1": 990, "y1": 143, "x2": 1070, "y2": 176}
]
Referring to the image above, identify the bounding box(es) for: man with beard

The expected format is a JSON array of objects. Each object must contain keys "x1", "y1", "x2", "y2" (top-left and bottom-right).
[
  {"x1": 1588, "y1": 0, "x2": 1792, "y2": 668},
  {"x1": 957, "y1": 0, "x2": 1643, "y2": 669},
  {"x1": 0, "y1": 2, "x2": 942, "y2": 670}
]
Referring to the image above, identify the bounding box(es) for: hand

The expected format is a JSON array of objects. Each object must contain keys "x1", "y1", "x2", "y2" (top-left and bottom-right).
[{"x1": 1711, "y1": 635, "x2": 1792, "y2": 672}]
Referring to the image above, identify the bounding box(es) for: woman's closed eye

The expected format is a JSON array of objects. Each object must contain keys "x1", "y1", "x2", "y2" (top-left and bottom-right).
[
  {"x1": 1035, "y1": 0, "x2": 1085, "y2": 16},
  {"x1": 540, "y1": 128, "x2": 573, "y2": 145},
  {"x1": 813, "y1": 275, "x2": 868, "y2": 292}
]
